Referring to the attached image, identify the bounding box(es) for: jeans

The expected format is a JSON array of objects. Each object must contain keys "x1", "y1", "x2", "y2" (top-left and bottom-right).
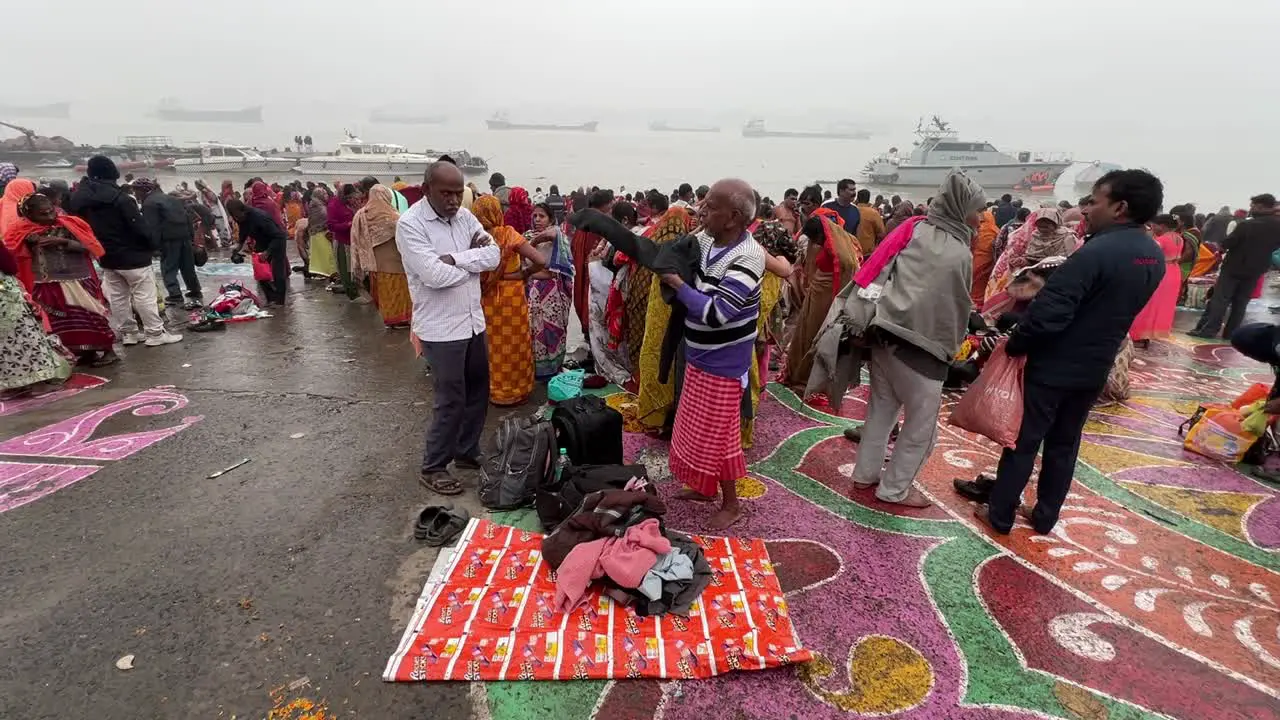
[
  {"x1": 101, "y1": 266, "x2": 165, "y2": 337},
  {"x1": 987, "y1": 380, "x2": 1101, "y2": 533},
  {"x1": 1195, "y1": 273, "x2": 1255, "y2": 338},
  {"x1": 420, "y1": 332, "x2": 490, "y2": 473},
  {"x1": 161, "y1": 238, "x2": 202, "y2": 300}
]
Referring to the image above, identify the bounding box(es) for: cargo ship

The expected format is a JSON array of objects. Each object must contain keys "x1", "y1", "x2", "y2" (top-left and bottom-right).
[
  {"x1": 154, "y1": 99, "x2": 263, "y2": 124},
  {"x1": 0, "y1": 101, "x2": 71, "y2": 119},
  {"x1": 742, "y1": 118, "x2": 871, "y2": 140},
  {"x1": 649, "y1": 121, "x2": 720, "y2": 133},
  {"x1": 486, "y1": 113, "x2": 597, "y2": 132}
]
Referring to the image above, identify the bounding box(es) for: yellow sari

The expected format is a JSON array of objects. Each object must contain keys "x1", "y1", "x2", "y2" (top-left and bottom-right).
[
  {"x1": 633, "y1": 209, "x2": 695, "y2": 430},
  {"x1": 742, "y1": 272, "x2": 783, "y2": 447},
  {"x1": 475, "y1": 196, "x2": 534, "y2": 406}
]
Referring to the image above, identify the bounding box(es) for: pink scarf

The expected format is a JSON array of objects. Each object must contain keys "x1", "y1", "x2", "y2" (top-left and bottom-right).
[{"x1": 854, "y1": 215, "x2": 925, "y2": 287}]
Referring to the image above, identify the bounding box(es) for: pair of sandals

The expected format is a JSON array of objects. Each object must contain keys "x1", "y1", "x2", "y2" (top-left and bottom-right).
[{"x1": 414, "y1": 505, "x2": 470, "y2": 547}]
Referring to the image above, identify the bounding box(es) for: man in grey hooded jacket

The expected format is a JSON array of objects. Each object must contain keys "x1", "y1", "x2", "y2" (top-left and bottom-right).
[{"x1": 849, "y1": 170, "x2": 986, "y2": 508}]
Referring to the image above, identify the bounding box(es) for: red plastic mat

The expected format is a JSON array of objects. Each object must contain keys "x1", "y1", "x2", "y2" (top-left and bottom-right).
[{"x1": 384, "y1": 518, "x2": 810, "y2": 681}]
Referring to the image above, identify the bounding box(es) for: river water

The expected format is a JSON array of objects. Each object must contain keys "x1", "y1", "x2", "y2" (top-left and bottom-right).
[{"x1": 17, "y1": 110, "x2": 1271, "y2": 209}]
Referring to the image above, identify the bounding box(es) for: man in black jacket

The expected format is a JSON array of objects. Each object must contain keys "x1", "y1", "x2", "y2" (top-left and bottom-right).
[
  {"x1": 1190, "y1": 194, "x2": 1280, "y2": 339},
  {"x1": 977, "y1": 169, "x2": 1164, "y2": 534},
  {"x1": 133, "y1": 177, "x2": 204, "y2": 310},
  {"x1": 226, "y1": 199, "x2": 290, "y2": 305},
  {"x1": 68, "y1": 156, "x2": 182, "y2": 347}
]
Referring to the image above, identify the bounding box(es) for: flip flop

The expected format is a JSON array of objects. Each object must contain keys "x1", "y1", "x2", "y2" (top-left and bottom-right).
[
  {"x1": 414, "y1": 505, "x2": 448, "y2": 541},
  {"x1": 419, "y1": 470, "x2": 464, "y2": 496}
]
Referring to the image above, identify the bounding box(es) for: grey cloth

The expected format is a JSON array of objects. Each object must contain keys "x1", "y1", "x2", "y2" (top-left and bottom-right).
[
  {"x1": 636, "y1": 532, "x2": 711, "y2": 617},
  {"x1": 638, "y1": 548, "x2": 695, "y2": 601},
  {"x1": 805, "y1": 318, "x2": 865, "y2": 412},
  {"x1": 420, "y1": 332, "x2": 490, "y2": 472},
  {"x1": 851, "y1": 341, "x2": 944, "y2": 503},
  {"x1": 869, "y1": 171, "x2": 985, "y2": 363}
]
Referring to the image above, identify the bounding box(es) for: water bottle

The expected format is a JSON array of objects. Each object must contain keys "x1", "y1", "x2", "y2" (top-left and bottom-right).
[{"x1": 554, "y1": 448, "x2": 570, "y2": 485}]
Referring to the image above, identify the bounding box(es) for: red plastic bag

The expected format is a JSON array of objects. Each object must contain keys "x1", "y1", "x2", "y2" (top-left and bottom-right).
[
  {"x1": 251, "y1": 252, "x2": 274, "y2": 282},
  {"x1": 949, "y1": 341, "x2": 1026, "y2": 449}
]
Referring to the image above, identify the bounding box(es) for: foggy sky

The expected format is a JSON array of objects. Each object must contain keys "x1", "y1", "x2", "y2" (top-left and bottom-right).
[{"x1": 6, "y1": 0, "x2": 1279, "y2": 203}]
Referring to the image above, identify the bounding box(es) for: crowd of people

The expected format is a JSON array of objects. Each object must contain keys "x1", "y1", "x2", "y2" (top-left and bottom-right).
[{"x1": 3, "y1": 154, "x2": 1278, "y2": 534}]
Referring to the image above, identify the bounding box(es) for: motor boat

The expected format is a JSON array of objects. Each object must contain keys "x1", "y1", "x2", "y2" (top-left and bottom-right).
[
  {"x1": 863, "y1": 116, "x2": 1072, "y2": 188},
  {"x1": 171, "y1": 143, "x2": 293, "y2": 173},
  {"x1": 296, "y1": 135, "x2": 436, "y2": 175}
]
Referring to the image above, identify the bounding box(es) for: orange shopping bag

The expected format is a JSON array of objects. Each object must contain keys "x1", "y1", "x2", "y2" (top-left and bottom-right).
[
  {"x1": 948, "y1": 340, "x2": 1026, "y2": 449},
  {"x1": 1182, "y1": 405, "x2": 1259, "y2": 463}
]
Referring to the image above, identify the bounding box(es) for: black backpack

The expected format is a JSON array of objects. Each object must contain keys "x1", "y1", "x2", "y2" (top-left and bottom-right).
[
  {"x1": 535, "y1": 463, "x2": 652, "y2": 531},
  {"x1": 551, "y1": 395, "x2": 623, "y2": 465},
  {"x1": 478, "y1": 416, "x2": 557, "y2": 510}
]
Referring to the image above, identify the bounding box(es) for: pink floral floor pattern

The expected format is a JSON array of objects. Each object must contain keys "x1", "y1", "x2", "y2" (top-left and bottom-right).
[{"x1": 471, "y1": 336, "x2": 1279, "y2": 720}]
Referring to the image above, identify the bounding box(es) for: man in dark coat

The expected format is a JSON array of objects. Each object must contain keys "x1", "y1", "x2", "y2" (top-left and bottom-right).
[
  {"x1": 977, "y1": 169, "x2": 1165, "y2": 535},
  {"x1": 1191, "y1": 194, "x2": 1280, "y2": 339},
  {"x1": 133, "y1": 177, "x2": 203, "y2": 309}
]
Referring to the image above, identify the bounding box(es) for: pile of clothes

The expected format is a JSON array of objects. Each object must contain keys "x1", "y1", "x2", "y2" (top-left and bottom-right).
[
  {"x1": 541, "y1": 478, "x2": 711, "y2": 617},
  {"x1": 188, "y1": 282, "x2": 272, "y2": 332}
]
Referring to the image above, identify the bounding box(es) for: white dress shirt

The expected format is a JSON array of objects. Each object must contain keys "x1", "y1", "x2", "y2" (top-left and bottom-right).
[{"x1": 396, "y1": 201, "x2": 501, "y2": 343}]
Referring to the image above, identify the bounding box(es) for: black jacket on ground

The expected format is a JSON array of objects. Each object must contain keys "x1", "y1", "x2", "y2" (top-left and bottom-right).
[
  {"x1": 1005, "y1": 223, "x2": 1163, "y2": 389},
  {"x1": 1219, "y1": 213, "x2": 1280, "y2": 280},
  {"x1": 237, "y1": 207, "x2": 289, "y2": 259},
  {"x1": 68, "y1": 178, "x2": 156, "y2": 270},
  {"x1": 141, "y1": 192, "x2": 195, "y2": 245}
]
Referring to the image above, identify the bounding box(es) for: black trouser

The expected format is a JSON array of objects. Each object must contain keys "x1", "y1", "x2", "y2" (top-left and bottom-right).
[
  {"x1": 420, "y1": 332, "x2": 490, "y2": 473},
  {"x1": 1230, "y1": 323, "x2": 1280, "y2": 399},
  {"x1": 1195, "y1": 272, "x2": 1256, "y2": 338},
  {"x1": 161, "y1": 237, "x2": 202, "y2": 300},
  {"x1": 987, "y1": 380, "x2": 1102, "y2": 533}
]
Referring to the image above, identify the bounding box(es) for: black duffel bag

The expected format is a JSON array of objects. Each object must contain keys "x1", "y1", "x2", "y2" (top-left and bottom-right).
[
  {"x1": 551, "y1": 395, "x2": 623, "y2": 465},
  {"x1": 535, "y1": 463, "x2": 650, "y2": 531}
]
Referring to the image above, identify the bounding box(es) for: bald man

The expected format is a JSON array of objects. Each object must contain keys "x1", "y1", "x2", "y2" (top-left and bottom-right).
[
  {"x1": 396, "y1": 161, "x2": 501, "y2": 495},
  {"x1": 659, "y1": 178, "x2": 766, "y2": 529}
]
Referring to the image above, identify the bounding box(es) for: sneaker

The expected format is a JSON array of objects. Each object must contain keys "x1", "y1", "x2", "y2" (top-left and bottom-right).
[
  {"x1": 121, "y1": 333, "x2": 141, "y2": 346},
  {"x1": 144, "y1": 332, "x2": 183, "y2": 347}
]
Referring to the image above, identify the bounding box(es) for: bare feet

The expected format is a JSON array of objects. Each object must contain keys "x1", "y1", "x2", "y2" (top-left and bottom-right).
[
  {"x1": 707, "y1": 505, "x2": 743, "y2": 530},
  {"x1": 851, "y1": 477, "x2": 879, "y2": 490},
  {"x1": 674, "y1": 487, "x2": 717, "y2": 503},
  {"x1": 885, "y1": 488, "x2": 933, "y2": 508},
  {"x1": 973, "y1": 504, "x2": 1010, "y2": 534}
]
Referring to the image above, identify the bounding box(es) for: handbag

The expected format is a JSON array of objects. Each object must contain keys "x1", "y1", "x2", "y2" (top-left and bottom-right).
[{"x1": 251, "y1": 252, "x2": 273, "y2": 282}]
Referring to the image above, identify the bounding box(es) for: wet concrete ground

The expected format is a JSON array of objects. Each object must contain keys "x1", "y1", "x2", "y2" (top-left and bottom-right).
[{"x1": 0, "y1": 269, "x2": 517, "y2": 719}]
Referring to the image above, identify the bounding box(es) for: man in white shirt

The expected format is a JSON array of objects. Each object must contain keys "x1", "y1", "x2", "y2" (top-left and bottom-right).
[{"x1": 396, "y1": 161, "x2": 501, "y2": 495}]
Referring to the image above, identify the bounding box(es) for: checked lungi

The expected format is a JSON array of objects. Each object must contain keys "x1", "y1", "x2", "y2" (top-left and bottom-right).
[{"x1": 669, "y1": 364, "x2": 747, "y2": 496}]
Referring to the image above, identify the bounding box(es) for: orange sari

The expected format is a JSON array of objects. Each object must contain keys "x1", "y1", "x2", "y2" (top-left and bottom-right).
[{"x1": 475, "y1": 196, "x2": 534, "y2": 406}]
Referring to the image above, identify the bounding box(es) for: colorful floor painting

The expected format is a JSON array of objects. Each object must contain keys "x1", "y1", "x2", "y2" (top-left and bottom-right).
[
  {"x1": 0, "y1": 385, "x2": 202, "y2": 515},
  {"x1": 0, "y1": 373, "x2": 108, "y2": 418},
  {"x1": 385, "y1": 519, "x2": 808, "y2": 682},
  {"x1": 459, "y1": 336, "x2": 1280, "y2": 720}
]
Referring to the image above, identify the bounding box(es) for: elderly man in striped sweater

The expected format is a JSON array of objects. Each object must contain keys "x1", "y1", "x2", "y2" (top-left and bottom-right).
[{"x1": 659, "y1": 178, "x2": 766, "y2": 530}]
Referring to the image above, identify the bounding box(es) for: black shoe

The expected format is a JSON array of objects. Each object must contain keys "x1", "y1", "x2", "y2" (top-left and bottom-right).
[
  {"x1": 182, "y1": 299, "x2": 203, "y2": 311},
  {"x1": 1188, "y1": 330, "x2": 1215, "y2": 339},
  {"x1": 164, "y1": 296, "x2": 183, "y2": 306},
  {"x1": 953, "y1": 474, "x2": 996, "y2": 502}
]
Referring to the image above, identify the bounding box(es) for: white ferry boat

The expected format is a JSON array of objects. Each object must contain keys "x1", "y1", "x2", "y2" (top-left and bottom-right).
[
  {"x1": 863, "y1": 117, "x2": 1072, "y2": 188},
  {"x1": 296, "y1": 135, "x2": 436, "y2": 176},
  {"x1": 172, "y1": 143, "x2": 293, "y2": 174}
]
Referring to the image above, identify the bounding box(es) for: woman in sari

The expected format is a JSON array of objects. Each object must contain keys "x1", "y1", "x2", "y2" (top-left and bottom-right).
[
  {"x1": 473, "y1": 195, "x2": 543, "y2": 406},
  {"x1": 525, "y1": 202, "x2": 573, "y2": 380},
  {"x1": 283, "y1": 190, "x2": 305, "y2": 238},
  {"x1": 3, "y1": 192, "x2": 117, "y2": 366},
  {"x1": 505, "y1": 187, "x2": 535, "y2": 234},
  {"x1": 349, "y1": 185, "x2": 411, "y2": 328},
  {"x1": 0, "y1": 242, "x2": 72, "y2": 395},
  {"x1": 883, "y1": 198, "x2": 915, "y2": 234},
  {"x1": 633, "y1": 204, "x2": 695, "y2": 430},
  {"x1": 305, "y1": 187, "x2": 337, "y2": 280},
  {"x1": 742, "y1": 221, "x2": 796, "y2": 447},
  {"x1": 783, "y1": 209, "x2": 860, "y2": 392},
  {"x1": 249, "y1": 180, "x2": 286, "y2": 231},
  {"x1": 1130, "y1": 215, "x2": 1183, "y2": 343},
  {"x1": 985, "y1": 207, "x2": 1076, "y2": 302},
  {"x1": 969, "y1": 206, "x2": 999, "y2": 307},
  {"x1": 0, "y1": 176, "x2": 33, "y2": 236}
]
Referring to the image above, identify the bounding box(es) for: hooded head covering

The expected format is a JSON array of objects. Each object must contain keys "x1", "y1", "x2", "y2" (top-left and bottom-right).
[
  {"x1": 1023, "y1": 208, "x2": 1078, "y2": 264},
  {"x1": 925, "y1": 170, "x2": 986, "y2": 242},
  {"x1": 350, "y1": 184, "x2": 401, "y2": 272},
  {"x1": 86, "y1": 155, "x2": 120, "y2": 181},
  {"x1": 473, "y1": 195, "x2": 505, "y2": 232},
  {"x1": 130, "y1": 177, "x2": 158, "y2": 197},
  {"x1": 0, "y1": 178, "x2": 36, "y2": 237},
  {"x1": 505, "y1": 187, "x2": 534, "y2": 233}
]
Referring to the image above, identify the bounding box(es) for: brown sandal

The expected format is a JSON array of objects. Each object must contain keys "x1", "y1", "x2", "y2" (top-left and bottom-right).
[{"x1": 419, "y1": 471, "x2": 464, "y2": 496}]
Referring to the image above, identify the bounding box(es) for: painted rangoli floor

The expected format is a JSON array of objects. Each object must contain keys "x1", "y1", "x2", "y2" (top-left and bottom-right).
[{"x1": 474, "y1": 335, "x2": 1280, "y2": 720}]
